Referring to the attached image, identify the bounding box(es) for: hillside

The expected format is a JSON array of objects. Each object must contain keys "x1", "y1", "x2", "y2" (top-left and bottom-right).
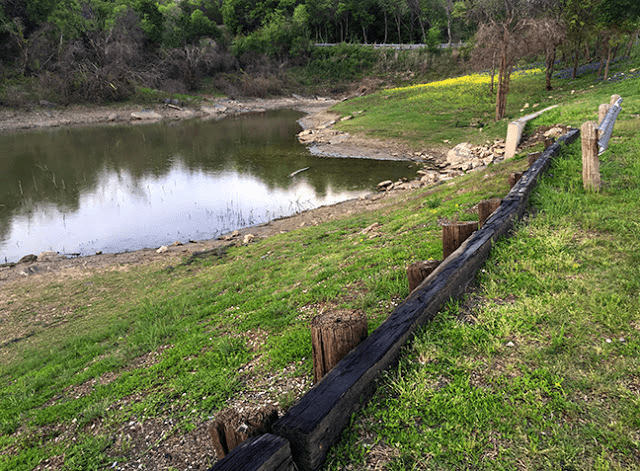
[{"x1": 1, "y1": 54, "x2": 640, "y2": 470}]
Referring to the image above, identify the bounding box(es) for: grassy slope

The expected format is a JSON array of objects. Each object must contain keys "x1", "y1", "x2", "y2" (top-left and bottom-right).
[
  {"x1": 1, "y1": 55, "x2": 639, "y2": 469},
  {"x1": 324, "y1": 70, "x2": 640, "y2": 468}
]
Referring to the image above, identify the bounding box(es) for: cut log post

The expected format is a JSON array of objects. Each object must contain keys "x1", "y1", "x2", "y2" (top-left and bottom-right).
[
  {"x1": 442, "y1": 221, "x2": 478, "y2": 259},
  {"x1": 407, "y1": 259, "x2": 441, "y2": 293},
  {"x1": 311, "y1": 310, "x2": 367, "y2": 383},
  {"x1": 478, "y1": 198, "x2": 503, "y2": 227},
  {"x1": 508, "y1": 172, "x2": 524, "y2": 189},
  {"x1": 209, "y1": 406, "x2": 279, "y2": 459},
  {"x1": 581, "y1": 121, "x2": 600, "y2": 192},
  {"x1": 527, "y1": 152, "x2": 542, "y2": 167},
  {"x1": 599, "y1": 104, "x2": 612, "y2": 125}
]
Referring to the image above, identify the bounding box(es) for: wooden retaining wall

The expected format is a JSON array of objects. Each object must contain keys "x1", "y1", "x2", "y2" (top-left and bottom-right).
[{"x1": 209, "y1": 129, "x2": 580, "y2": 471}]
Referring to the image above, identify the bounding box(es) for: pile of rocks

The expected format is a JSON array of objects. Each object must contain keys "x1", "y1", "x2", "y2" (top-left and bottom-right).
[
  {"x1": 443, "y1": 139, "x2": 507, "y2": 171},
  {"x1": 376, "y1": 139, "x2": 509, "y2": 192},
  {"x1": 297, "y1": 121, "x2": 348, "y2": 146}
]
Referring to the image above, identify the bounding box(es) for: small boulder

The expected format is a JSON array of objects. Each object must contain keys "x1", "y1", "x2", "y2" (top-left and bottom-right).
[
  {"x1": 446, "y1": 142, "x2": 475, "y2": 167},
  {"x1": 131, "y1": 111, "x2": 162, "y2": 120},
  {"x1": 377, "y1": 180, "x2": 393, "y2": 190},
  {"x1": 156, "y1": 246, "x2": 169, "y2": 253},
  {"x1": 38, "y1": 251, "x2": 64, "y2": 262},
  {"x1": 18, "y1": 254, "x2": 37, "y2": 264}
]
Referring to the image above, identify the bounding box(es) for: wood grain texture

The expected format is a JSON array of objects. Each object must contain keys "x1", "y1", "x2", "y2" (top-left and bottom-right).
[
  {"x1": 311, "y1": 309, "x2": 368, "y2": 383},
  {"x1": 407, "y1": 259, "x2": 441, "y2": 293},
  {"x1": 207, "y1": 434, "x2": 295, "y2": 471},
  {"x1": 442, "y1": 222, "x2": 478, "y2": 259},
  {"x1": 478, "y1": 199, "x2": 503, "y2": 228},
  {"x1": 581, "y1": 121, "x2": 600, "y2": 192}
]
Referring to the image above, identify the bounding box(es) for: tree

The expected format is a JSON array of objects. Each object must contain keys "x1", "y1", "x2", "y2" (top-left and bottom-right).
[
  {"x1": 470, "y1": 0, "x2": 559, "y2": 120},
  {"x1": 596, "y1": 0, "x2": 640, "y2": 80}
]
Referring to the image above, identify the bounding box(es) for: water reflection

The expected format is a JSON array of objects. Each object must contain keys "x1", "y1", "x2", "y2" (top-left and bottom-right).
[{"x1": 0, "y1": 110, "x2": 417, "y2": 263}]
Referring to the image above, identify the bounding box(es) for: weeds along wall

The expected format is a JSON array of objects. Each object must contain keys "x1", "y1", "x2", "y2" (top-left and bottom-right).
[{"x1": 208, "y1": 129, "x2": 581, "y2": 471}]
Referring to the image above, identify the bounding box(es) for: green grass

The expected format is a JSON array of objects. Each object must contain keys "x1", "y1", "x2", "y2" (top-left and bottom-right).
[
  {"x1": 2, "y1": 51, "x2": 640, "y2": 469},
  {"x1": 331, "y1": 58, "x2": 640, "y2": 150},
  {"x1": 0, "y1": 162, "x2": 513, "y2": 469},
  {"x1": 324, "y1": 65, "x2": 640, "y2": 470}
]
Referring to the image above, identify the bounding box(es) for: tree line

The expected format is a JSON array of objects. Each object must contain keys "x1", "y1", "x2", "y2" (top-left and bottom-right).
[{"x1": 0, "y1": 0, "x2": 638, "y2": 113}]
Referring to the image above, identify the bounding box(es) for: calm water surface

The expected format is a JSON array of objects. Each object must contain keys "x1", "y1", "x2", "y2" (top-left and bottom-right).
[{"x1": 0, "y1": 110, "x2": 417, "y2": 263}]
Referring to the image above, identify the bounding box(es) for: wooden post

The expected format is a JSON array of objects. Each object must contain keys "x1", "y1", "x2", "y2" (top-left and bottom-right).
[
  {"x1": 581, "y1": 121, "x2": 600, "y2": 192},
  {"x1": 442, "y1": 221, "x2": 478, "y2": 259},
  {"x1": 527, "y1": 152, "x2": 542, "y2": 167},
  {"x1": 311, "y1": 309, "x2": 367, "y2": 383},
  {"x1": 610, "y1": 94, "x2": 621, "y2": 104},
  {"x1": 478, "y1": 198, "x2": 503, "y2": 227},
  {"x1": 407, "y1": 259, "x2": 441, "y2": 292},
  {"x1": 598, "y1": 103, "x2": 612, "y2": 125},
  {"x1": 509, "y1": 172, "x2": 524, "y2": 188},
  {"x1": 209, "y1": 407, "x2": 279, "y2": 459}
]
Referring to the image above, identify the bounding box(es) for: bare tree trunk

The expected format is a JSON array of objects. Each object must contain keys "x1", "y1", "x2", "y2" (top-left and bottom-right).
[
  {"x1": 495, "y1": 43, "x2": 511, "y2": 121},
  {"x1": 584, "y1": 41, "x2": 591, "y2": 62},
  {"x1": 490, "y1": 52, "x2": 497, "y2": 94},
  {"x1": 625, "y1": 30, "x2": 638, "y2": 57},
  {"x1": 383, "y1": 11, "x2": 388, "y2": 44},
  {"x1": 446, "y1": 0, "x2": 452, "y2": 46},
  {"x1": 545, "y1": 47, "x2": 556, "y2": 90},
  {"x1": 598, "y1": 35, "x2": 607, "y2": 77},
  {"x1": 572, "y1": 47, "x2": 580, "y2": 79},
  {"x1": 409, "y1": 11, "x2": 414, "y2": 43},
  {"x1": 418, "y1": 17, "x2": 427, "y2": 44},
  {"x1": 604, "y1": 42, "x2": 612, "y2": 81}
]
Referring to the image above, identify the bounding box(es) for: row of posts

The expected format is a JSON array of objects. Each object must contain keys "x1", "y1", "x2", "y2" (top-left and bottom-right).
[
  {"x1": 210, "y1": 108, "x2": 617, "y2": 461},
  {"x1": 582, "y1": 94, "x2": 622, "y2": 192}
]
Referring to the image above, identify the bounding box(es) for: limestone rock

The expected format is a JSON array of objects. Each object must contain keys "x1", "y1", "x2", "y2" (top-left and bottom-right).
[
  {"x1": 201, "y1": 105, "x2": 227, "y2": 115},
  {"x1": 360, "y1": 223, "x2": 381, "y2": 235},
  {"x1": 377, "y1": 180, "x2": 393, "y2": 190},
  {"x1": 544, "y1": 127, "x2": 564, "y2": 138},
  {"x1": 18, "y1": 254, "x2": 37, "y2": 264},
  {"x1": 131, "y1": 111, "x2": 162, "y2": 120},
  {"x1": 38, "y1": 251, "x2": 64, "y2": 262},
  {"x1": 242, "y1": 234, "x2": 255, "y2": 245},
  {"x1": 156, "y1": 246, "x2": 169, "y2": 253},
  {"x1": 446, "y1": 142, "x2": 474, "y2": 167}
]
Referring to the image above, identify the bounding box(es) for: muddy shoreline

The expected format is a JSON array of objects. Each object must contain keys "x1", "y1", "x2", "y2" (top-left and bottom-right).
[{"x1": 0, "y1": 95, "x2": 337, "y2": 135}]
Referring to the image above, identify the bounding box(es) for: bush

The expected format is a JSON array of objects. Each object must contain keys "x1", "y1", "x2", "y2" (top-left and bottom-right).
[{"x1": 307, "y1": 43, "x2": 379, "y2": 82}]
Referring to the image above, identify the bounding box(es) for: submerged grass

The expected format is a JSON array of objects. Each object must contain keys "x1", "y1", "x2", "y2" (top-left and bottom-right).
[{"x1": 1, "y1": 51, "x2": 640, "y2": 469}]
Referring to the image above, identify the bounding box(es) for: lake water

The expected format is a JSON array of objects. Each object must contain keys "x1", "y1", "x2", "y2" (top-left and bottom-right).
[{"x1": 0, "y1": 110, "x2": 418, "y2": 263}]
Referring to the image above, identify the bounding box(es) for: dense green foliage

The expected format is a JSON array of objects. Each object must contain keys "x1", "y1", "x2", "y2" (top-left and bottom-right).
[{"x1": 0, "y1": 0, "x2": 638, "y2": 106}]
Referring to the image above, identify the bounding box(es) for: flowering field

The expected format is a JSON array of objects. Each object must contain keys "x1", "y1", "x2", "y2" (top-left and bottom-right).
[{"x1": 331, "y1": 63, "x2": 614, "y2": 148}]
